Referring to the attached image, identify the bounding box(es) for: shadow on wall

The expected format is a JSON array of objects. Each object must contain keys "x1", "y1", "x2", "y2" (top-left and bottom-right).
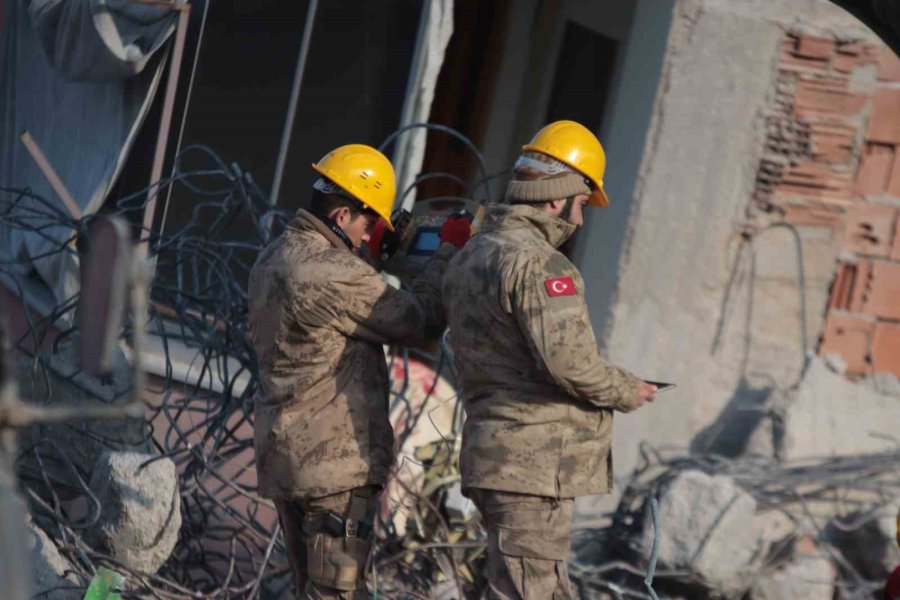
[{"x1": 690, "y1": 375, "x2": 784, "y2": 459}]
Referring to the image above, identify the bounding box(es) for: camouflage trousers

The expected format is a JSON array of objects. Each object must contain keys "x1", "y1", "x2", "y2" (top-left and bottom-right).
[
  {"x1": 470, "y1": 489, "x2": 575, "y2": 600},
  {"x1": 276, "y1": 486, "x2": 378, "y2": 600}
]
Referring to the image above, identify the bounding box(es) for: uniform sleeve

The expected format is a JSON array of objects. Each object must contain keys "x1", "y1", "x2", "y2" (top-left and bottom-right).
[
  {"x1": 509, "y1": 254, "x2": 642, "y2": 412},
  {"x1": 331, "y1": 243, "x2": 457, "y2": 345}
]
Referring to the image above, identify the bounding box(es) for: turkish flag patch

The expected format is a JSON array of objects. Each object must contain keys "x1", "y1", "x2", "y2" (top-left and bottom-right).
[{"x1": 544, "y1": 276, "x2": 576, "y2": 297}]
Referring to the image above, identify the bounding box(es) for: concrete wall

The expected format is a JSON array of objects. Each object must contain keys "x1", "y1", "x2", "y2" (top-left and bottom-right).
[{"x1": 589, "y1": 0, "x2": 882, "y2": 498}]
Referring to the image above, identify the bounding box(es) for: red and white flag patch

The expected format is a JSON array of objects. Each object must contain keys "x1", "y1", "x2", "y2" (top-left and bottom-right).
[{"x1": 544, "y1": 276, "x2": 576, "y2": 297}]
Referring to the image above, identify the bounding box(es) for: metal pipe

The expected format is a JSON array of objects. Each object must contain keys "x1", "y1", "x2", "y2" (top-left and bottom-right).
[{"x1": 269, "y1": 0, "x2": 320, "y2": 210}]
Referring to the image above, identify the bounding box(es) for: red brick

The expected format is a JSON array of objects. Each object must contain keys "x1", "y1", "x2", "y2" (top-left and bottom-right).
[
  {"x1": 819, "y1": 313, "x2": 875, "y2": 376},
  {"x1": 891, "y1": 213, "x2": 900, "y2": 261},
  {"x1": 836, "y1": 41, "x2": 865, "y2": 56},
  {"x1": 780, "y1": 40, "x2": 829, "y2": 74},
  {"x1": 832, "y1": 42, "x2": 879, "y2": 72},
  {"x1": 861, "y1": 44, "x2": 884, "y2": 61},
  {"x1": 848, "y1": 261, "x2": 874, "y2": 314},
  {"x1": 841, "y1": 203, "x2": 897, "y2": 257},
  {"x1": 781, "y1": 55, "x2": 829, "y2": 75},
  {"x1": 872, "y1": 322, "x2": 900, "y2": 376},
  {"x1": 776, "y1": 163, "x2": 853, "y2": 202},
  {"x1": 888, "y1": 148, "x2": 900, "y2": 198},
  {"x1": 828, "y1": 263, "x2": 857, "y2": 310},
  {"x1": 810, "y1": 122, "x2": 855, "y2": 164},
  {"x1": 794, "y1": 75, "x2": 865, "y2": 120},
  {"x1": 796, "y1": 35, "x2": 835, "y2": 60},
  {"x1": 855, "y1": 144, "x2": 895, "y2": 196},
  {"x1": 866, "y1": 89, "x2": 900, "y2": 144},
  {"x1": 855, "y1": 262, "x2": 900, "y2": 319},
  {"x1": 876, "y1": 47, "x2": 900, "y2": 81},
  {"x1": 783, "y1": 203, "x2": 842, "y2": 228}
]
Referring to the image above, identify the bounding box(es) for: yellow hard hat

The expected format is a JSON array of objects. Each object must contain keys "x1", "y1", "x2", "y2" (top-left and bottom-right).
[
  {"x1": 522, "y1": 120, "x2": 610, "y2": 208},
  {"x1": 311, "y1": 144, "x2": 397, "y2": 230}
]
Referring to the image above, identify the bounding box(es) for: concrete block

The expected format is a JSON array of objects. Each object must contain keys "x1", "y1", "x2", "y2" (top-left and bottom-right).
[
  {"x1": 27, "y1": 519, "x2": 80, "y2": 599},
  {"x1": 750, "y1": 542, "x2": 834, "y2": 600},
  {"x1": 642, "y1": 470, "x2": 758, "y2": 596},
  {"x1": 781, "y1": 357, "x2": 900, "y2": 460},
  {"x1": 860, "y1": 371, "x2": 900, "y2": 397},
  {"x1": 88, "y1": 451, "x2": 181, "y2": 574}
]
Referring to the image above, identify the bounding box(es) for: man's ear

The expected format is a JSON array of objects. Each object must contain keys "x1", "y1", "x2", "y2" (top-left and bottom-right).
[
  {"x1": 545, "y1": 198, "x2": 565, "y2": 214},
  {"x1": 331, "y1": 206, "x2": 351, "y2": 227}
]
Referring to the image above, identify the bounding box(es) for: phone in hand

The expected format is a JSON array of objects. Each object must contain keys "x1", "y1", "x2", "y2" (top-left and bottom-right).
[{"x1": 644, "y1": 380, "x2": 676, "y2": 392}]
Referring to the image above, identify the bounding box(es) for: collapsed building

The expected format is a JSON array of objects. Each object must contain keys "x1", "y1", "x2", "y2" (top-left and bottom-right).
[{"x1": 1, "y1": 0, "x2": 899, "y2": 598}]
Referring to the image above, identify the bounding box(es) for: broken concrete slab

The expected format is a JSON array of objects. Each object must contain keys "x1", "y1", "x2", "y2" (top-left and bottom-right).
[
  {"x1": 780, "y1": 358, "x2": 900, "y2": 460},
  {"x1": 750, "y1": 539, "x2": 834, "y2": 600},
  {"x1": 691, "y1": 358, "x2": 900, "y2": 464},
  {"x1": 27, "y1": 518, "x2": 81, "y2": 599},
  {"x1": 642, "y1": 469, "x2": 758, "y2": 597},
  {"x1": 88, "y1": 451, "x2": 181, "y2": 574},
  {"x1": 860, "y1": 371, "x2": 900, "y2": 398}
]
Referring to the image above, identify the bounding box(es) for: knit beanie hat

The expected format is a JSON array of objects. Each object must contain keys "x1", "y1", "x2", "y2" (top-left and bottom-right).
[{"x1": 505, "y1": 151, "x2": 592, "y2": 203}]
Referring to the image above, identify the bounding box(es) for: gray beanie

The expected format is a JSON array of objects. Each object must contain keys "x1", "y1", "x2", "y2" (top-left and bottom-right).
[{"x1": 504, "y1": 152, "x2": 591, "y2": 203}]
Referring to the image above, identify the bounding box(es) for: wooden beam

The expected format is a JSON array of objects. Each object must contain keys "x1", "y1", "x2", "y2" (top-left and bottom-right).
[
  {"x1": 19, "y1": 131, "x2": 82, "y2": 220},
  {"x1": 140, "y1": 3, "x2": 191, "y2": 257}
]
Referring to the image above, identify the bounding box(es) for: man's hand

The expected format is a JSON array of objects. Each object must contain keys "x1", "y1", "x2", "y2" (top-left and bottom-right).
[
  {"x1": 633, "y1": 381, "x2": 658, "y2": 409},
  {"x1": 366, "y1": 209, "x2": 413, "y2": 261},
  {"x1": 440, "y1": 211, "x2": 473, "y2": 249}
]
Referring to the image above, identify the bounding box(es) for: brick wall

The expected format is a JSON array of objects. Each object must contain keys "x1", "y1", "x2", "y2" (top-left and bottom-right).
[{"x1": 751, "y1": 33, "x2": 900, "y2": 378}]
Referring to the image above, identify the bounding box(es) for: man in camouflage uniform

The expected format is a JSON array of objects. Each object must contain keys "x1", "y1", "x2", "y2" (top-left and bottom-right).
[
  {"x1": 248, "y1": 144, "x2": 470, "y2": 599},
  {"x1": 443, "y1": 121, "x2": 658, "y2": 599}
]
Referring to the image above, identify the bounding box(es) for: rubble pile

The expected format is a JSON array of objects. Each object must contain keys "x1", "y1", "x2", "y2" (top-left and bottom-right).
[
  {"x1": 571, "y1": 359, "x2": 900, "y2": 600},
  {"x1": 4, "y1": 143, "x2": 487, "y2": 598},
  {"x1": 4, "y1": 141, "x2": 900, "y2": 599},
  {"x1": 4, "y1": 146, "x2": 293, "y2": 598}
]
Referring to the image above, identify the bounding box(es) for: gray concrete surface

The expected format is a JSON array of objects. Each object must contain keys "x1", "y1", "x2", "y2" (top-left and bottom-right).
[
  {"x1": 88, "y1": 451, "x2": 181, "y2": 574},
  {"x1": 641, "y1": 469, "x2": 759, "y2": 597},
  {"x1": 571, "y1": 0, "x2": 882, "y2": 523},
  {"x1": 750, "y1": 549, "x2": 835, "y2": 600}
]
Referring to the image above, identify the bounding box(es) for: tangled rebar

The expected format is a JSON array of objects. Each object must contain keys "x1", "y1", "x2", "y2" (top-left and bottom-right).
[
  {"x1": 1, "y1": 131, "x2": 495, "y2": 599},
  {"x1": 2, "y1": 131, "x2": 898, "y2": 600},
  {"x1": 571, "y1": 443, "x2": 900, "y2": 600}
]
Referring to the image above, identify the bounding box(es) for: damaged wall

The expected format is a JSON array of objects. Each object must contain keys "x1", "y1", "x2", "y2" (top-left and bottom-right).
[{"x1": 591, "y1": 0, "x2": 893, "y2": 499}]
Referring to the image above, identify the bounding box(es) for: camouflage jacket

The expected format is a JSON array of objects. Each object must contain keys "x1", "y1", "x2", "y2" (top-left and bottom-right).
[
  {"x1": 248, "y1": 209, "x2": 455, "y2": 500},
  {"x1": 442, "y1": 204, "x2": 642, "y2": 499}
]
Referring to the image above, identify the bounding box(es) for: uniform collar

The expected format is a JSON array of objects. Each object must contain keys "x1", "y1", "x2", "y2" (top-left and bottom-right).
[
  {"x1": 289, "y1": 209, "x2": 352, "y2": 252},
  {"x1": 481, "y1": 203, "x2": 577, "y2": 249}
]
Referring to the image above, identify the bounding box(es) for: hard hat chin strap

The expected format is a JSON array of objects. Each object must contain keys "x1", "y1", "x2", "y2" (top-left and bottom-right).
[{"x1": 309, "y1": 209, "x2": 354, "y2": 250}]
